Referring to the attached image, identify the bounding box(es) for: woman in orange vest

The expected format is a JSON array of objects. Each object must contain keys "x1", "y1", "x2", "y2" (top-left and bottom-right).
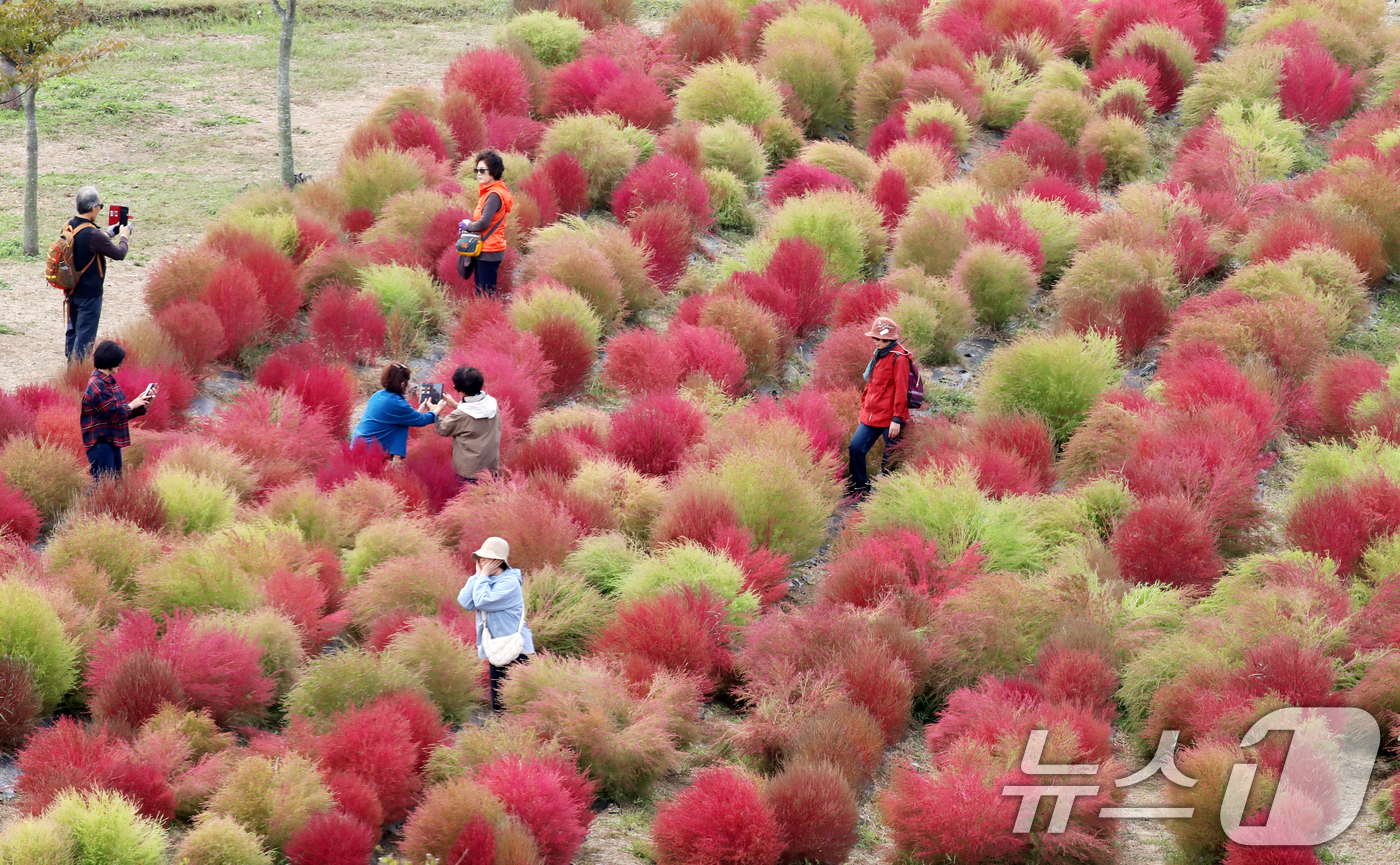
[{"x1": 457, "y1": 150, "x2": 514, "y2": 299}]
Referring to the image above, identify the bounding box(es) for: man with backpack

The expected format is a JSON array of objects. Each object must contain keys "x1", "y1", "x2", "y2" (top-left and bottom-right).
[
  {"x1": 50, "y1": 186, "x2": 131, "y2": 362},
  {"x1": 847, "y1": 316, "x2": 917, "y2": 499}
]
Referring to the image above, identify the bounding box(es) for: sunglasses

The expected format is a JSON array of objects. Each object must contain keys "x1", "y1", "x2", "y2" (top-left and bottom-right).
[{"x1": 474, "y1": 168, "x2": 489, "y2": 174}]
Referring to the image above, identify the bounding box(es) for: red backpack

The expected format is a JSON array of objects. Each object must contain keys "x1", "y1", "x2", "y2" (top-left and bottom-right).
[{"x1": 45, "y1": 221, "x2": 100, "y2": 291}]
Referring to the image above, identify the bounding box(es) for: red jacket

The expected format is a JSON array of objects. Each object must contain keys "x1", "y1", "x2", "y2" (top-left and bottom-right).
[{"x1": 860, "y1": 346, "x2": 911, "y2": 428}]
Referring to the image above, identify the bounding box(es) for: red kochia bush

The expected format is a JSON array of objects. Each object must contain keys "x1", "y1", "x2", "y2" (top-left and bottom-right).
[
  {"x1": 1311, "y1": 354, "x2": 1387, "y2": 439},
  {"x1": 612, "y1": 154, "x2": 712, "y2": 229},
  {"x1": 155, "y1": 300, "x2": 226, "y2": 370},
  {"x1": 486, "y1": 112, "x2": 546, "y2": 157},
  {"x1": 1113, "y1": 495, "x2": 1224, "y2": 590},
  {"x1": 285, "y1": 812, "x2": 379, "y2": 865},
  {"x1": 879, "y1": 762, "x2": 1028, "y2": 865},
  {"x1": 87, "y1": 612, "x2": 276, "y2": 728},
  {"x1": 544, "y1": 55, "x2": 623, "y2": 117},
  {"x1": 593, "y1": 585, "x2": 736, "y2": 694},
  {"x1": 201, "y1": 261, "x2": 268, "y2": 360},
  {"x1": 315, "y1": 695, "x2": 443, "y2": 823},
  {"x1": 538, "y1": 151, "x2": 591, "y2": 216},
  {"x1": 1001, "y1": 120, "x2": 1083, "y2": 183},
  {"x1": 763, "y1": 238, "x2": 842, "y2": 337},
  {"x1": 0, "y1": 657, "x2": 41, "y2": 748},
  {"x1": 264, "y1": 569, "x2": 351, "y2": 655},
  {"x1": 630, "y1": 203, "x2": 695, "y2": 292},
  {"x1": 764, "y1": 161, "x2": 855, "y2": 207},
  {"x1": 475, "y1": 756, "x2": 597, "y2": 865},
  {"x1": 830, "y1": 281, "x2": 898, "y2": 330},
  {"x1": 441, "y1": 90, "x2": 489, "y2": 156},
  {"x1": 811, "y1": 323, "x2": 876, "y2": 389},
  {"x1": 652, "y1": 767, "x2": 784, "y2": 865},
  {"x1": 602, "y1": 328, "x2": 683, "y2": 393},
  {"x1": 971, "y1": 413, "x2": 1056, "y2": 490},
  {"x1": 444, "y1": 48, "x2": 532, "y2": 116},
  {"x1": 872, "y1": 167, "x2": 911, "y2": 232},
  {"x1": 965, "y1": 203, "x2": 1044, "y2": 275},
  {"x1": 669, "y1": 0, "x2": 743, "y2": 63},
  {"x1": 114, "y1": 363, "x2": 196, "y2": 432},
  {"x1": 14, "y1": 718, "x2": 123, "y2": 814},
  {"x1": 766, "y1": 760, "x2": 859, "y2": 865},
  {"x1": 1277, "y1": 35, "x2": 1359, "y2": 130},
  {"x1": 295, "y1": 217, "x2": 338, "y2": 264},
  {"x1": 595, "y1": 70, "x2": 675, "y2": 131},
  {"x1": 308, "y1": 283, "x2": 387, "y2": 364},
  {"x1": 214, "y1": 239, "x2": 302, "y2": 334},
  {"x1": 608, "y1": 391, "x2": 709, "y2": 476},
  {"x1": 1285, "y1": 475, "x2": 1400, "y2": 577},
  {"x1": 391, "y1": 110, "x2": 453, "y2": 163},
  {"x1": 256, "y1": 345, "x2": 360, "y2": 438},
  {"x1": 1157, "y1": 344, "x2": 1280, "y2": 450},
  {"x1": 0, "y1": 482, "x2": 41, "y2": 545},
  {"x1": 666, "y1": 324, "x2": 749, "y2": 397}
]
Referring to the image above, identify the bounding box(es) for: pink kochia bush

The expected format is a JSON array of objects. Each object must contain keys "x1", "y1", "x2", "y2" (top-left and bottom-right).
[
  {"x1": 1113, "y1": 495, "x2": 1224, "y2": 590},
  {"x1": 592, "y1": 585, "x2": 736, "y2": 694},
  {"x1": 652, "y1": 766, "x2": 784, "y2": 865},
  {"x1": 475, "y1": 756, "x2": 598, "y2": 865},
  {"x1": 284, "y1": 811, "x2": 379, "y2": 865},
  {"x1": 1285, "y1": 474, "x2": 1400, "y2": 577},
  {"x1": 15, "y1": 718, "x2": 180, "y2": 820},
  {"x1": 613, "y1": 154, "x2": 712, "y2": 230}
]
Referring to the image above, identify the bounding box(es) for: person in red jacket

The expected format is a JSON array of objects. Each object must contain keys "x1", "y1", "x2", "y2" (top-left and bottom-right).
[{"x1": 847, "y1": 316, "x2": 912, "y2": 497}]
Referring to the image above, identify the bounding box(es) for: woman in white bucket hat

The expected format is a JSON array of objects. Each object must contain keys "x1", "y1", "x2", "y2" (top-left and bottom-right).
[{"x1": 457, "y1": 535, "x2": 534, "y2": 712}]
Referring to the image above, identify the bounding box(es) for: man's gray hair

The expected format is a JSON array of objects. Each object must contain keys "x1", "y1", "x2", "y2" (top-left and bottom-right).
[{"x1": 75, "y1": 186, "x2": 101, "y2": 214}]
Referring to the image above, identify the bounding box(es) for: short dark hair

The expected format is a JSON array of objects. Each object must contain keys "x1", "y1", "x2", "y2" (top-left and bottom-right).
[
  {"x1": 380, "y1": 362, "x2": 411, "y2": 395},
  {"x1": 92, "y1": 340, "x2": 126, "y2": 370},
  {"x1": 474, "y1": 150, "x2": 505, "y2": 181},
  {"x1": 453, "y1": 366, "x2": 484, "y2": 396}
]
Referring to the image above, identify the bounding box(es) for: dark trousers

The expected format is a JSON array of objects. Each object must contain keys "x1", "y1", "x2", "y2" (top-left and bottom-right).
[
  {"x1": 86, "y1": 442, "x2": 122, "y2": 480},
  {"x1": 488, "y1": 653, "x2": 527, "y2": 712},
  {"x1": 65, "y1": 293, "x2": 103, "y2": 362},
  {"x1": 847, "y1": 423, "x2": 892, "y2": 492},
  {"x1": 457, "y1": 256, "x2": 502, "y2": 298}
]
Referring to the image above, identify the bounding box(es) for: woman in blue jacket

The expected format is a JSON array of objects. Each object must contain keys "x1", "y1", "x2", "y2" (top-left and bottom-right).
[
  {"x1": 352, "y1": 362, "x2": 440, "y2": 460},
  {"x1": 458, "y1": 535, "x2": 534, "y2": 712}
]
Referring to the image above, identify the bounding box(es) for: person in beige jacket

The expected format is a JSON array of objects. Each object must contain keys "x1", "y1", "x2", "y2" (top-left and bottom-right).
[{"x1": 434, "y1": 366, "x2": 502, "y2": 484}]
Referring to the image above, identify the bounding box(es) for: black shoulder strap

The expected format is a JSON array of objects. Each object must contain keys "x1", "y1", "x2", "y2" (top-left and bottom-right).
[{"x1": 71, "y1": 221, "x2": 101, "y2": 278}]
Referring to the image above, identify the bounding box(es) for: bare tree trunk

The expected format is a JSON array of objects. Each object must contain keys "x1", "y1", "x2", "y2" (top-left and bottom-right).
[
  {"x1": 272, "y1": 0, "x2": 296, "y2": 188},
  {"x1": 23, "y1": 85, "x2": 38, "y2": 257}
]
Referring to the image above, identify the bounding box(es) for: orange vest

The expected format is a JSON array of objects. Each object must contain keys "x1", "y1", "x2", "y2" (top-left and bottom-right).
[{"x1": 473, "y1": 180, "x2": 513, "y2": 254}]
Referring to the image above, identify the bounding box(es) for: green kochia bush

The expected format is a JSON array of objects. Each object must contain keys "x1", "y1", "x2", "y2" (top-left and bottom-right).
[
  {"x1": 861, "y1": 465, "x2": 1048, "y2": 573},
  {"x1": 283, "y1": 648, "x2": 428, "y2": 722},
  {"x1": 358, "y1": 264, "x2": 450, "y2": 337},
  {"x1": 499, "y1": 10, "x2": 585, "y2": 66},
  {"x1": 47, "y1": 789, "x2": 167, "y2": 865},
  {"x1": 976, "y1": 332, "x2": 1123, "y2": 445},
  {"x1": 204, "y1": 754, "x2": 332, "y2": 853},
  {"x1": 759, "y1": 0, "x2": 874, "y2": 134},
  {"x1": 618, "y1": 542, "x2": 758, "y2": 620},
  {"x1": 338, "y1": 149, "x2": 425, "y2": 216},
  {"x1": 501, "y1": 654, "x2": 701, "y2": 800},
  {"x1": 675, "y1": 59, "x2": 784, "y2": 126},
  {"x1": 758, "y1": 190, "x2": 887, "y2": 281},
  {"x1": 152, "y1": 467, "x2": 238, "y2": 536},
  {"x1": 564, "y1": 532, "x2": 642, "y2": 593},
  {"x1": 541, "y1": 114, "x2": 642, "y2": 207},
  {"x1": 524, "y1": 566, "x2": 613, "y2": 656},
  {"x1": 0, "y1": 582, "x2": 79, "y2": 713},
  {"x1": 384, "y1": 617, "x2": 486, "y2": 725},
  {"x1": 0, "y1": 815, "x2": 70, "y2": 865},
  {"x1": 172, "y1": 815, "x2": 271, "y2": 865},
  {"x1": 704, "y1": 169, "x2": 756, "y2": 233},
  {"x1": 0, "y1": 439, "x2": 88, "y2": 525},
  {"x1": 699, "y1": 120, "x2": 767, "y2": 185},
  {"x1": 950, "y1": 242, "x2": 1038, "y2": 328},
  {"x1": 45, "y1": 515, "x2": 161, "y2": 597}
]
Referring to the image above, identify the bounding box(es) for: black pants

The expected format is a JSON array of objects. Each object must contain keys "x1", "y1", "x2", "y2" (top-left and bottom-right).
[
  {"x1": 847, "y1": 423, "x2": 892, "y2": 492},
  {"x1": 86, "y1": 442, "x2": 122, "y2": 480},
  {"x1": 457, "y1": 256, "x2": 502, "y2": 298},
  {"x1": 65, "y1": 293, "x2": 103, "y2": 362},
  {"x1": 488, "y1": 653, "x2": 527, "y2": 712}
]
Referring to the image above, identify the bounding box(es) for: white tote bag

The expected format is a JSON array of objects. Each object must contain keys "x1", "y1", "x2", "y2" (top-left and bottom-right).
[{"x1": 481, "y1": 606, "x2": 526, "y2": 666}]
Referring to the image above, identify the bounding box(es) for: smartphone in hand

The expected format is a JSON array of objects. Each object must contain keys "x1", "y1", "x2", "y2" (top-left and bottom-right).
[
  {"x1": 141, "y1": 382, "x2": 157, "y2": 400},
  {"x1": 421, "y1": 383, "x2": 444, "y2": 403}
]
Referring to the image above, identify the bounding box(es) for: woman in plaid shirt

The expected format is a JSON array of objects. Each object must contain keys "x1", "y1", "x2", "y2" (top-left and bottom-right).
[{"x1": 80, "y1": 340, "x2": 155, "y2": 479}]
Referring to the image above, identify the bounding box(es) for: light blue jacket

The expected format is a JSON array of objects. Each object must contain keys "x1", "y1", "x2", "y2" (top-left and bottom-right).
[{"x1": 458, "y1": 567, "x2": 535, "y2": 661}]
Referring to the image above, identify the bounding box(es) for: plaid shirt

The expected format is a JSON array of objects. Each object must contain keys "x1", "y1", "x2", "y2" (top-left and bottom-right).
[{"x1": 80, "y1": 370, "x2": 145, "y2": 449}]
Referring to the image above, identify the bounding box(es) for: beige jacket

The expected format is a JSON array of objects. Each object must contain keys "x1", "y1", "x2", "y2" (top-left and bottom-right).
[{"x1": 435, "y1": 393, "x2": 502, "y2": 479}]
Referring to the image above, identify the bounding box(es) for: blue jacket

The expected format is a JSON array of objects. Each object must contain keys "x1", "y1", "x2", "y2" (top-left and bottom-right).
[
  {"x1": 458, "y1": 567, "x2": 535, "y2": 660},
  {"x1": 352, "y1": 389, "x2": 436, "y2": 458}
]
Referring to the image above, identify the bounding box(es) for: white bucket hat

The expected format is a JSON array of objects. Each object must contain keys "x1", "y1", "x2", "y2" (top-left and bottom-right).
[{"x1": 472, "y1": 536, "x2": 511, "y2": 566}]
